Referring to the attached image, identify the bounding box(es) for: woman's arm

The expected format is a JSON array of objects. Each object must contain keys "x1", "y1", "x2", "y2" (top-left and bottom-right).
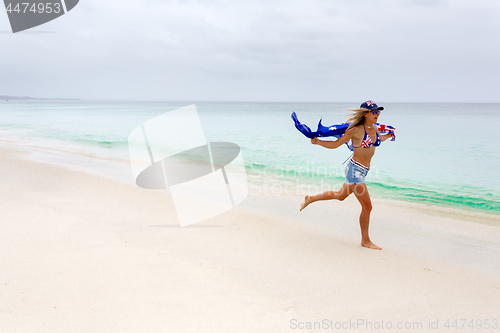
[
  {"x1": 311, "y1": 129, "x2": 353, "y2": 149},
  {"x1": 380, "y1": 134, "x2": 392, "y2": 142},
  {"x1": 375, "y1": 127, "x2": 392, "y2": 142}
]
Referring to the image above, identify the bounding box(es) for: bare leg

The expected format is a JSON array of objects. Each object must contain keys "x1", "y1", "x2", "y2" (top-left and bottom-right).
[
  {"x1": 300, "y1": 183, "x2": 354, "y2": 211},
  {"x1": 352, "y1": 183, "x2": 381, "y2": 250}
]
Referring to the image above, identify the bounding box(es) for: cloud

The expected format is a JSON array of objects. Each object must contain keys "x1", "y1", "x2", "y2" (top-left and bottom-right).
[{"x1": 0, "y1": 0, "x2": 499, "y2": 101}]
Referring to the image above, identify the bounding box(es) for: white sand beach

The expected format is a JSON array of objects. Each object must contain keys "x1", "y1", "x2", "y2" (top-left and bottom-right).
[{"x1": 1, "y1": 145, "x2": 499, "y2": 332}]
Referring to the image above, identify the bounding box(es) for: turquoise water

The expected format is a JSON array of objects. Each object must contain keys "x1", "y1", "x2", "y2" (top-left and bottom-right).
[{"x1": 0, "y1": 101, "x2": 499, "y2": 215}]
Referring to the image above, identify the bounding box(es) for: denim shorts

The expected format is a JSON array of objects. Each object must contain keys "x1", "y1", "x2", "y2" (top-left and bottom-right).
[{"x1": 345, "y1": 159, "x2": 369, "y2": 184}]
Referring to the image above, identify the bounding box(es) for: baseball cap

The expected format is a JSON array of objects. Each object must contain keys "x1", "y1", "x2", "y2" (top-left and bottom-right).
[{"x1": 360, "y1": 100, "x2": 384, "y2": 111}]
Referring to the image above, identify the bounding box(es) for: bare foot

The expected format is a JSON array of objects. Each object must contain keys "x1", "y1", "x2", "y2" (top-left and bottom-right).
[
  {"x1": 300, "y1": 195, "x2": 312, "y2": 211},
  {"x1": 361, "y1": 241, "x2": 382, "y2": 250}
]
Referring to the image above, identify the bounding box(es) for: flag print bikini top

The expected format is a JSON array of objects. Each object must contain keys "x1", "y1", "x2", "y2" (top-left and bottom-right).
[{"x1": 353, "y1": 125, "x2": 381, "y2": 149}]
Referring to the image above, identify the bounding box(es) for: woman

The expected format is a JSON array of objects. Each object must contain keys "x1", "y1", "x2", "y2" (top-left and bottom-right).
[{"x1": 299, "y1": 101, "x2": 393, "y2": 250}]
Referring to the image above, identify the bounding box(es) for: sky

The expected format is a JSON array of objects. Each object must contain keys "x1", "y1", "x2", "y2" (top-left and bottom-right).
[{"x1": 1, "y1": 0, "x2": 499, "y2": 102}]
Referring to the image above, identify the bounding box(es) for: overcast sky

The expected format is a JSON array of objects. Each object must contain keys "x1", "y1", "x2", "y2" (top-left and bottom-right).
[{"x1": 1, "y1": 0, "x2": 499, "y2": 102}]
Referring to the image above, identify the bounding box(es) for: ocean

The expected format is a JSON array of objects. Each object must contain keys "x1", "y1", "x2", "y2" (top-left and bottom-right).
[{"x1": 1, "y1": 100, "x2": 499, "y2": 216}]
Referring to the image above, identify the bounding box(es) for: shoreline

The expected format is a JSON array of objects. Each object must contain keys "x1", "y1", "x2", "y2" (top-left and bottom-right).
[
  {"x1": 2, "y1": 139, "x2": 498, "y2": 223},
  {"x1": 3, "y1": 144, "x2": 500, "y2": 271},
  {"x1": 1, "y1": 144, "x2": 500, "y2": 332}
]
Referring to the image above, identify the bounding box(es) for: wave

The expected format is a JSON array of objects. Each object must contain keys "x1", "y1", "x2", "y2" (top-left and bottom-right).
[
  {"x1": 244, "y1": 162, "x2": 500, "y2": 216},
  {"x1": 368, "y1": 182, "x2": 500, "y2": 214}
]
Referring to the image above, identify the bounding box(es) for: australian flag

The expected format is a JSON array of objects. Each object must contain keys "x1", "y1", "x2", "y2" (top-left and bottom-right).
[{"x1": 291, "y1": 112, "x2": 396, "y2": 151}]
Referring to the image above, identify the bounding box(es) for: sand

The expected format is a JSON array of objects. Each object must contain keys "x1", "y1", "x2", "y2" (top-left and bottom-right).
[{"x1": 1, "y1": 146, "x2": 499, "y2": 332}]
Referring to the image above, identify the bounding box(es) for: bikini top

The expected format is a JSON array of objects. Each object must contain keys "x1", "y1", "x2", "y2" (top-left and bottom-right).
[{"x1": 353, "y1": 125, "x2": 381, "y2": 149}]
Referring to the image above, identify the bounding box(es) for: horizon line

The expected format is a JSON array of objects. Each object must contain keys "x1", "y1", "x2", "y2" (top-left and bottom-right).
[{"x1": 2, "y1": 98, "x2": 500, "y2": 104}]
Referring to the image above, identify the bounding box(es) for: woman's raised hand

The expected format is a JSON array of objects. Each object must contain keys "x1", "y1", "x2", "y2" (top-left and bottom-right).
[{"x1": 311, "y1": 137, "x2": 318, "y2": 145}]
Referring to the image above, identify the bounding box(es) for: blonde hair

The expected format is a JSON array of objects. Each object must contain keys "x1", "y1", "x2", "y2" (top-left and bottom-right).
[{"x1": 346, "y1": 108, "x2": 370, "y2": 131}]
